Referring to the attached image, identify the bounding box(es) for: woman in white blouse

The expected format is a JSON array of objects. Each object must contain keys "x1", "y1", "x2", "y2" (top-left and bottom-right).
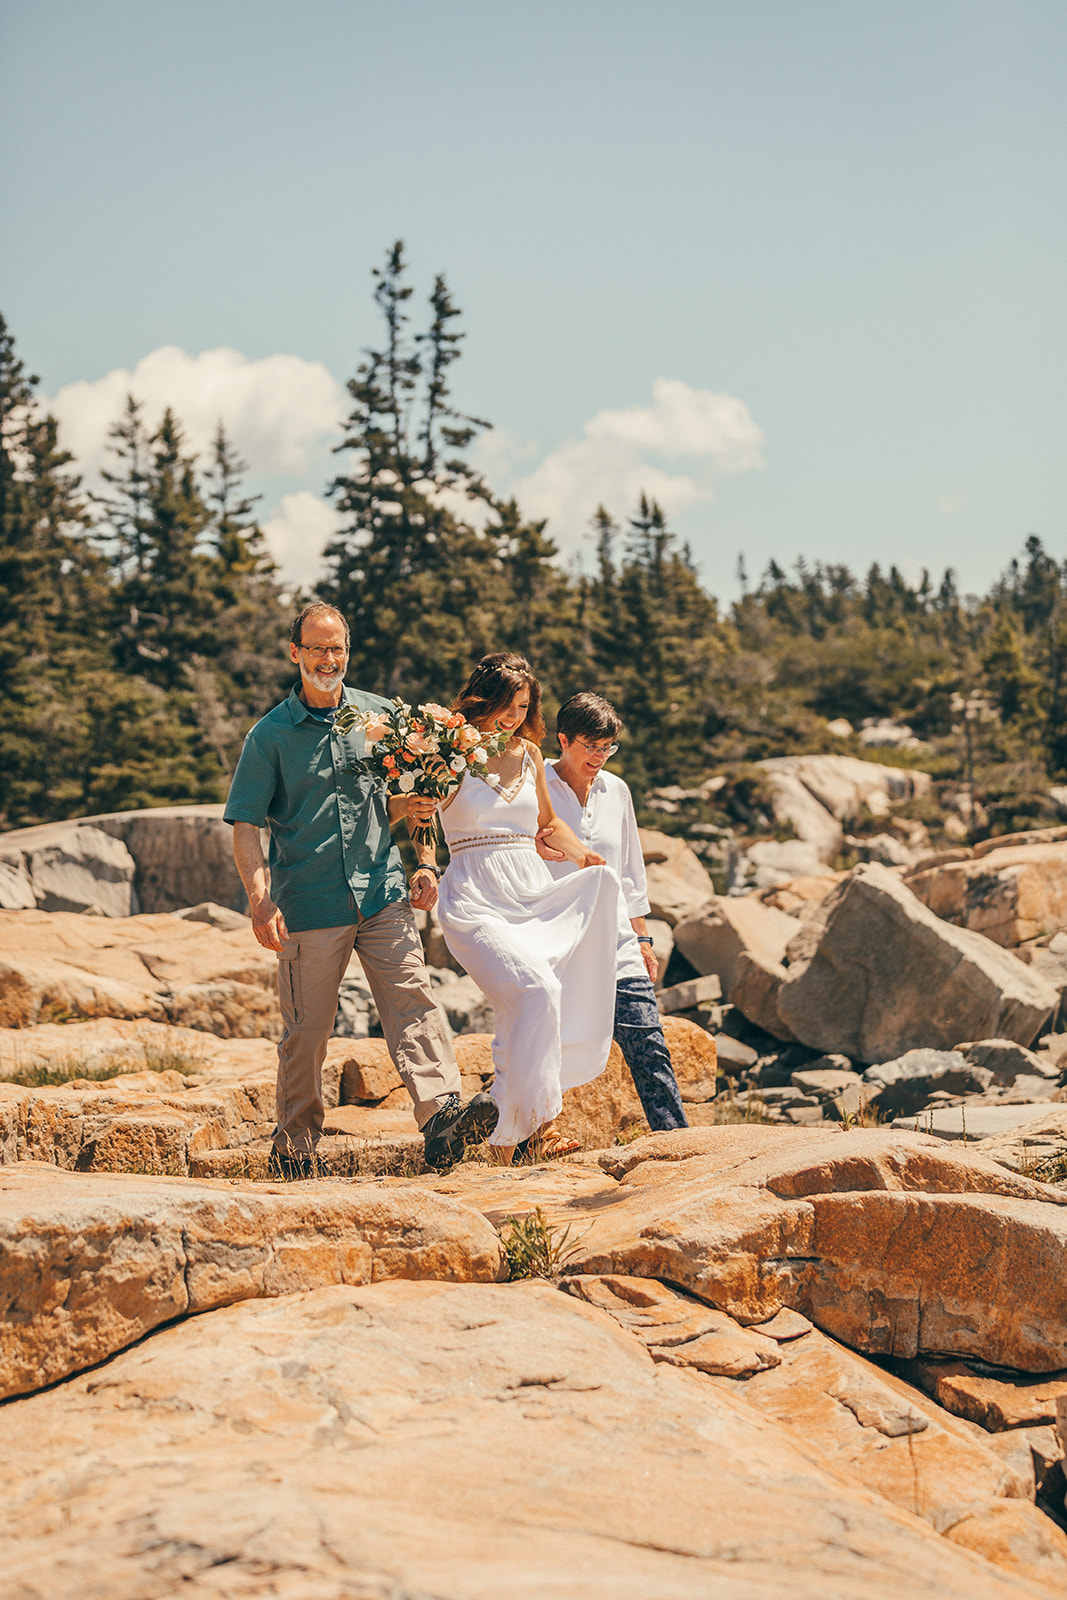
[{"x1": 543, "y1": 693, "x2": 688, "y2": 1132}]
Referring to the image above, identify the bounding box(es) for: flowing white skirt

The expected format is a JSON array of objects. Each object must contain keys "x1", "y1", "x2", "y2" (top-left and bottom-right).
[{"x1": 437, "y1": 836, "x2": 624, "y2": 1145}]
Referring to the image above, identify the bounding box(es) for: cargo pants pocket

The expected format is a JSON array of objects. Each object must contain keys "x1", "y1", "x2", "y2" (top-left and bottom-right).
[{"x1": 278, "y1": 943, "x2": 302, "y2": 1026}]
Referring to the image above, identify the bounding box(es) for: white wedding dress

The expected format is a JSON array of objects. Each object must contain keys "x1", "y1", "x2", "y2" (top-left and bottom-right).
[{"x1": 437, "y1": 752, "x2": 636, "y2": 1146}]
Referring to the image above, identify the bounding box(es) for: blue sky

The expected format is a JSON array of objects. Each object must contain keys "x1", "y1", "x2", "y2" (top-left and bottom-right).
[{"x1": 2, "y1": 0, "x2": 1065, "y2": 597}]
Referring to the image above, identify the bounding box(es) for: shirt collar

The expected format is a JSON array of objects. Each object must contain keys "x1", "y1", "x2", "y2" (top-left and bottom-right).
[{"x1": 286, "y1": 683, "x2": 353, "y2": 725}]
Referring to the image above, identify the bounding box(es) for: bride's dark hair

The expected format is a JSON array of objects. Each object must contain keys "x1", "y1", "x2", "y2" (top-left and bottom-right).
[{"x1": 452, "y1": 652, "x2": 546, "y2": 745}]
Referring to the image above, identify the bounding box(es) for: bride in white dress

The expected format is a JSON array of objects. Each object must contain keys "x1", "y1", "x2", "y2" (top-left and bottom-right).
[{"x1": 437, "y1": 654, "x2": 640, "y2": 1163}]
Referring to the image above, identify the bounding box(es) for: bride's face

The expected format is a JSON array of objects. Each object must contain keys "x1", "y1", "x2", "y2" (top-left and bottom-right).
[{"x1": 487, "y1": 687, "x2": 530, "y2": 737}]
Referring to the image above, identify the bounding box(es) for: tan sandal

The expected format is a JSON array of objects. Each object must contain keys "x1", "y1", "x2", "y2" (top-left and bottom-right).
[{"x1": 528, "y1": 1128, "x2": 582, "y2": 1161}]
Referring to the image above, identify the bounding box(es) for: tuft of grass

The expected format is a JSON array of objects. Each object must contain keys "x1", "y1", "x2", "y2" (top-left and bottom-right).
[
  {"x1": 837, "y1": 1098, "x2": 882, "y2": 1131},
  {"x1": 500, "y1": 1206, "x2": 582, "y2": 1281},
  {"x1": 139, "y1": 1037, "x2": 206, "y2": 1075},
  {"x1": 613, "y1": 1121, "x2": 648, "y2": 1148},
  {"x1": 1025, "y1": 1151, "x2": 1067, "y2": 1186},
  {"x1": 3, "y1": 1058, "x2": 132, "y2": 1089},
  {"x1": 1, "y1": 1035, "x2": 206, "y2": 1089},
  {"x1": 709, "y1": 1091, "x2": 774, "y2": 1125}
]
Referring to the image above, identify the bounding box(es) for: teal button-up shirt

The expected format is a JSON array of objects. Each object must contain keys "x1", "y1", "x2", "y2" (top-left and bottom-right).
[{"x1": 224, "y1": 684, "x2": 406, "y2": 932}]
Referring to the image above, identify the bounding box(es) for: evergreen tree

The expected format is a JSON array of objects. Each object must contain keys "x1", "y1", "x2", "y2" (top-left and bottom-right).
[
  {"x1": 190, "y1": 422, "x2": 289, "y2": 773},
  {"x1": 0, "y1": 318, "x2": 204, "y2": 822},
  {"x1": 325, "y1": 242, "x2": 509, "y2": 703}
]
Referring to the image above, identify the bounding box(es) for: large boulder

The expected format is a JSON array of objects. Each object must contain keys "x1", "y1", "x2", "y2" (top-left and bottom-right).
[
  {"x1": 638, "y1": 829, "x2": 716, "y2": 926},
  {"x1": 862, "y1": 1048, "x2": 994, "y2": 1117},
  {"x1": 0, "y1": 1163, "x2": 506, "y2": 1399},
  {"x1": 673, "y1": 892, "x2": 800, "y2": 996},
  {"x1": 0, "y1": 805, "x2": 250, "y2": 917},
  {"x1": 757, "y1": 755, "x2": 932, "y2": 862},
  {"x1": 0, "y1": 1275, "x2": 1044, "y2": 1600},
  {"x1": 20, "y1": 826, "x2": 136, "y2": 917},
  {"x1": 729, "y1": 950, "x2": 798, "y2": 1041},
  {"x1": 0, "y1": 850, "x2": 36, "y2": 912},
  {"x1": 907, "y1": 841, "x2": 1067, "y2": 948},
  {"x1": 743, "y1": 838, "x2": 827, "y2": 888},
  {"x1": 775, "y1": 864, "x2": 1059, "y2": 1061},
  {"x1": 571, "y1": 1124, "x2": 1067, "y2": 1372},
  {"x1": 0, "y1": 909, "x2": 278, "y2": 1034}
]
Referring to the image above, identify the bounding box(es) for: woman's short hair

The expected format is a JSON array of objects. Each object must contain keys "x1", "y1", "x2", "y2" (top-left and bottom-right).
[
  {"x1": 555, "y1": 693, "x2": 623, "y2": 745},
  {"x1": 289, "y1": 601, "x2": 350, "y2": 649},
  {"x1": 453, "y1": 653, "x2": 546, "y2": 744}
]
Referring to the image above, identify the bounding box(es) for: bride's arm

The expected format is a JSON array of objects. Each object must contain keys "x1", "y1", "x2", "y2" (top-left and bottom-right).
[{"x1": 527, "y1": 743, "x2": 606, "y2": 868}]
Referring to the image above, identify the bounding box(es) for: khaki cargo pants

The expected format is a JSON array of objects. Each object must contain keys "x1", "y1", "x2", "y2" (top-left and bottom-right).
[{"x1": 274, "y1": 898, "x2": 460, "y2": 1155}]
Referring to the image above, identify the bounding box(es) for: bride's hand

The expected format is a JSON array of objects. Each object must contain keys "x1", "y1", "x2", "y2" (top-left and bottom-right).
[
  {"x1": 405, "y1": 794, "x2": 438, "y2": 826},
  {"x1": 580, "y1": 848, "x2": 606, "y2": 869},
  {"x1": 535, "y1": 825, "x2": 566, "y2": 862}
]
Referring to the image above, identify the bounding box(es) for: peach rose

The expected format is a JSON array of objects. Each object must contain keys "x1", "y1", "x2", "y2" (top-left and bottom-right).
[
  {"x1": 405, "y1": 732, "x2": 437, "y2": 755},
  {"x1": 455, "y1": 723, "x2": 481, "y2": 752},
  {"x1": 362, "y1": 714, "x2": 391, "y2": 745}
]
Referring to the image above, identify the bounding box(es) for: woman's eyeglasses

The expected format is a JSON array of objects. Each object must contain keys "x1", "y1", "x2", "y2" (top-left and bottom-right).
[{"x1": 572, "y1": 738, "x2": 618, "y2": 760}]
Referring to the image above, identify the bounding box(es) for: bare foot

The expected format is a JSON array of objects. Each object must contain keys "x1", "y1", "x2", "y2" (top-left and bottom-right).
[{"x1": 485, "y1": 1143, "x2": 516, "y2": 1166}]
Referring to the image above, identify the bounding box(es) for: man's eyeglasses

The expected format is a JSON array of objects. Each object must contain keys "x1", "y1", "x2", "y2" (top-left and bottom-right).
[
  {"x1": 573, "y1": 738, "x2": 619, "y2": 760},
  {"x1": 298, "y1": 643, "x2": 348, "y2": 659}
]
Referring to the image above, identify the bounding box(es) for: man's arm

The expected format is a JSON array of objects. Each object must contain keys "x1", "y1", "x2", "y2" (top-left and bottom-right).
[{"x1": 233, "y1": 822, "x2": 289, "y2": 952}]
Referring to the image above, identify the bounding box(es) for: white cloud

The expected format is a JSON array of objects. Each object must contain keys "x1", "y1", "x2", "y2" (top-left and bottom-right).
[
  {"x1": 44, "y1": 346, "x2": 346, "y2": 480},
  {"x1": 501, "y1": 378, "x2": 765, "y2": 550},
  {"x1": 261, "y1": 492, "x2": 342, "y2": 590}
]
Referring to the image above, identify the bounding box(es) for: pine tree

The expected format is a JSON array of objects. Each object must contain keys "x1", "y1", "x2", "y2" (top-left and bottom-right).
[
  {"x1": 0, "y1": 317, "x2": 201, "y2": 822},
  {"x1": 325, "y1": 242, "x2": 504, "y2": 703},
  {"x1": 189, "y1": 423, "x2": 289, "y2": 774}
]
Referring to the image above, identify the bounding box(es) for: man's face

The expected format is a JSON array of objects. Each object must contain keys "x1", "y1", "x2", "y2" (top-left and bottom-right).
[{"x1": 290, "y1": 613, "x2": 349, "y2": 695}]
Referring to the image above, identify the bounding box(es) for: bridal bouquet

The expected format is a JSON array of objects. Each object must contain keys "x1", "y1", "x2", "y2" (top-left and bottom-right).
[{"x1": 333, "y1": 697, "x2": 509, "y2": 847}]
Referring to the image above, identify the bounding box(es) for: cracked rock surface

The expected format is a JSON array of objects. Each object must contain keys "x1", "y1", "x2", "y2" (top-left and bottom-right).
[{"x1": 0, "y1": 1277, "x2": 1054, "y2": 1600}]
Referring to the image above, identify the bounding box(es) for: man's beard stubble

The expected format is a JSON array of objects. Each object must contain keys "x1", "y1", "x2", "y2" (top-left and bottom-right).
[{"x1": 300, "y1": 663, "x2": 344, "y2": 695}]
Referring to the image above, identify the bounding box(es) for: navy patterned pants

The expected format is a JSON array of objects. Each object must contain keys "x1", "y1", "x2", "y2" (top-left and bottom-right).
[{"x1": 613, "y1": 974, "x2": 689, "y2": 1132}]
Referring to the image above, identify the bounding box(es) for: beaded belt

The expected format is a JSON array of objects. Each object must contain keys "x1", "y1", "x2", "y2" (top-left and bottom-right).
[{"x1": 447, "y1": 832, "x2": 537, "y2": 857}]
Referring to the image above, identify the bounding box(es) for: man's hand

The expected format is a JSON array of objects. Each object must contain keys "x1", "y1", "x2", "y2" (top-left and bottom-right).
[
  {"x1": 640, "y1": 942, "x2": 659, "y2": 983},
  {"x1": 250, "y1": 895, "x2": 289, "y2": 953},
  {"x1": 535, "y1": 825, "x2": 566, "y2": 862},
  {"x1": 409, "y1": 866, "x2": 439, "y2": 910}
]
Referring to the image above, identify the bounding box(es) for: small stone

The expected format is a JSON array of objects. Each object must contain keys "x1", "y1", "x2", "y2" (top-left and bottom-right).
[
  {"x1": 958, "y1": 1038, "x2": 1056, "y2": 1085},
  {"x1": 713, "y1": 1034, "x2": 759, "y2": 1069},
  {"x1": 749, "y1": 1307, "x2": 813, "y2": 1341},
  {"x1": 656, "y1": 973, "x2": 723, "y2": 1015}
]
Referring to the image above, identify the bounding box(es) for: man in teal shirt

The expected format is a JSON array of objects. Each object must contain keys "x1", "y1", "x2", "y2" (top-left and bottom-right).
[{"x1": 225, "y1": 600, "x2": 497, "y2": 1175}]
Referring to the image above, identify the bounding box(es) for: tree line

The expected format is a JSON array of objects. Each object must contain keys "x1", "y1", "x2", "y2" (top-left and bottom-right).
[{"x1": 1, "y1": 242, "x2": 1063, "y2": 835}]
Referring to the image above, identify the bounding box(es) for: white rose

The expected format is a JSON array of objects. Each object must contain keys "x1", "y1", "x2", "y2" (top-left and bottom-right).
[
  {"x1": 485, "y1": 773, "x2": 501, "y2": 787},
  {"x1": 397, "y1": 772, "x2": 416, "y2": 793},
  {"x1": 450, "y1": 755, "x2": 466, "y2": 773},
  {"x1": 472, "y1": 747, "x2": 488, "y2": 764}
]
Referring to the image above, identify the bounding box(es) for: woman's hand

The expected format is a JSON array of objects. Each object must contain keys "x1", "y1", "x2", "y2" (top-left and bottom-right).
[
  {"x1": 538, "y1": 819, "x2": 604, "y2": 869},
  {"x1": 405, "y1": 794, "x2": 439, "y2": 827}
]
